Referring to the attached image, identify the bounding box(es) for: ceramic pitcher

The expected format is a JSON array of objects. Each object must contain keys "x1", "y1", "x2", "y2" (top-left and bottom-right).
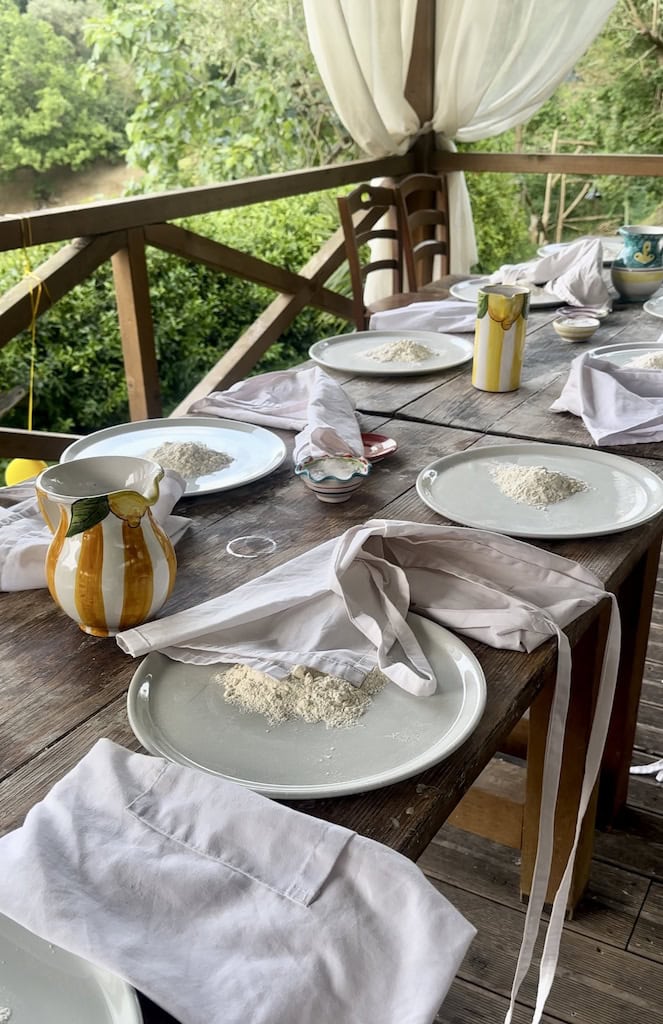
[
  {"x1": 472, "y1": 284, "x2": 530, "y2": 392},
  {"x1": 617, "y1": 225, "x2": 663, "y2": 269},
  {"x1": 36, "y1": 456, "x2": 177, "y2": 637}
]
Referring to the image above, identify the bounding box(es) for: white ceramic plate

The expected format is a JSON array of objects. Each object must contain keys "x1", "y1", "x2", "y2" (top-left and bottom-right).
[
  {"x1": 537, "y1": 235, "x2": 623, "y2": 264},
  {"x1": 59, "y1": 417, "x2": 287, "y2": 496},
  {"x1": 308, "y1": 330, "x2": 473, "y2": 376},
  {"x1": 126, "y1": 613, "x2": 486, "y2": 799},
  {"x1": 644, "y1": 295, "x2": 663, "y2": 320},
  {"x1": 416, "y1": 442, "x2": 663, "y2": 540},
  {"x1": 0, "y1": 914, "x2": 142, "y2": 1024},
  {"x1": 449, "y1": 277, "x2": 562, "y2": 308},
  {"x1": 589, "y1": 341, "x2": 663, "y2": 367}
]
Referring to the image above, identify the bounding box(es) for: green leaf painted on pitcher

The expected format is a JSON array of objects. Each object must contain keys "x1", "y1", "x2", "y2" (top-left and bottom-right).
[
  {"x1": 477, "y1": 292, "x2": 488, "y2": 319},
  {"x1": 66, "y1": 496, "x2": 110, "y2": 538}
]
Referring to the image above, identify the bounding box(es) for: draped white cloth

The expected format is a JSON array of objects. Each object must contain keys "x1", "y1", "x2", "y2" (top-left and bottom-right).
[{"x1": 303, "y1": 0, "x2": 618, "y2": 274}]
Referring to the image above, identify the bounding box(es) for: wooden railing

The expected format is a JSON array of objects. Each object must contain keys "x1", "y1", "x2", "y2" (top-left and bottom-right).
[{"x1": 1, "y1": 148, "x2": 661, "y2": 460}]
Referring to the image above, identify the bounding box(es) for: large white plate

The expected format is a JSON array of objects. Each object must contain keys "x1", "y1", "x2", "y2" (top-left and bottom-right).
[
  {"x1": 589, "y1": 341, "x2": 663, "y2": 367},
  {"x1": 416, "y1": 442, "x2": 663, "y2": 540},
  {"x1": 537, "y1": 235, "x2": 623, "y2": 264},
  {"x1": 644, "y1": 295, "x2": 663, "y2": 320},
  {"x1": 126, "y1": 613, "x2": 486, "y2": 800},
  {"x1": 0, "y1": 914, "x2": 142, "y2": 1024},
  {"x1": 308, "y1": 330, "x2": 473, "y2": 376},
  {"x1": 449, "y1": 277, "x2": 562, "y2": 308},
  {"x1": 60, "y1": 417, "x2": 287, "y2": 496}
]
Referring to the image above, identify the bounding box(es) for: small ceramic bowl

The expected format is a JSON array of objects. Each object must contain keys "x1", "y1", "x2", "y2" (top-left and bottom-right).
[
  {"x1": 553, "y1": 315, "x2": 601, "y2": 343},
  {"x1": 611, "y1": 264, "x2": 663, "y2": 302},
  {"x1": 295, "y1": 454, "x2": 371, "y2": 503}
]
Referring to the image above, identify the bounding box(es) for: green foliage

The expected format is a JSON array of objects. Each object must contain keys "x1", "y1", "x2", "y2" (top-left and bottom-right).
[
  {"x1": 84, "y1": 0, "x2": 353, "y2": 188},
  {"x1": 0, "y1": 192, "x2": 346, "y2": 438},
  {"x1": 0, "y1": 0, "x2": 126, "y2": 177}
]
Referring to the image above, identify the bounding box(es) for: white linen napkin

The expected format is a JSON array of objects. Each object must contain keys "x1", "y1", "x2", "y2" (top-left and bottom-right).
[
  {"x1": 0, "y1": 469, "x2": 190, "y2": 592},
  {"x1": 550, "y1": 348, "x2": 663, "y2": 445},
  {"x1": 0, "y1": 739, "x2": 475, "y2": 1024},
  {"x1": 188, "y1": 365, "x2": 363, "y2": 464},
  {"x1": 369, "y1": 298, "x2": 477, "y2": 333},
  {"x1": 116, "y1": 518, "x2": 621, "y2": 1024},
  {"x1": 489, "y1": 238, "x2": 611, "y2": 309},
  {"x1": 630, "y1": 757, "x2": 663, "y2": 783}
]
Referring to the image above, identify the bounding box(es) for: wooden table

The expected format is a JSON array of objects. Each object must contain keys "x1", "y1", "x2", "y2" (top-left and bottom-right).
[{"x1": 1, "y1": 297, "x2": 662, "y2": 1023}]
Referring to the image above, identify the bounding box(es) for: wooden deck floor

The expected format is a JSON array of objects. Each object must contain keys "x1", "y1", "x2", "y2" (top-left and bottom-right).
[{"x1": 422, "y1": 569, "x2": 663, "y2": 1024}]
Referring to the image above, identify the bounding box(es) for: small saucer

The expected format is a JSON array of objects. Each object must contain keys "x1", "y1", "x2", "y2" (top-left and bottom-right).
[{"x1": 361, "y1": 432, "x2": 398, "y2": 463}]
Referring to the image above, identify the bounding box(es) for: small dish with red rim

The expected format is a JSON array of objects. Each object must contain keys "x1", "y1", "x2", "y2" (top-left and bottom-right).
[{"x1": 361, "y1": 433, "x2": 398, "y2": 463}]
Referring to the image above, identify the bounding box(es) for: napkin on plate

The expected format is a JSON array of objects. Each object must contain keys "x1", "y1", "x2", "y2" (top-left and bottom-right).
[
  {"x1": 368, "y1": 298, "x2": 477, "y2": 333},
  {"x1": 0, "y1": 739, "x2": 475, "y2": 1024},
  {"x1": 116, "y1": 518, "x2": 620, "y2": 1023},
  {"x1": 189, "y1": 365, "x2": 363, "y2": 465},
  {"x1": 550, "y1": 348, "x2": 663, "y2": 445},
  {"x1": 489, "y1": 237, "x2": 611, "y2": 310},
  {"x1": 0, "y1": 469, "x2": 190, "y2": 592}
]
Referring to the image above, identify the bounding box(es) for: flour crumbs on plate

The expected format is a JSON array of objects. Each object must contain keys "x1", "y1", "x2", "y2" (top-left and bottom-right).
[
  {"x1": 625, "y1": 352, "x2": 663, "y2": 370},
  {"x1": 148, "y1": 440, "x2": 234, "y2": 478},
  {"x1": 490, "y1": 463, "x2": 588, "y2": 508},
  {"x1": 0, "y1": 1008, "x2": 11, "y2": 1023},
  {"x1": 365, "y1": 339, "x2": 434, "y2": 363},
  {"x1": 217, "y1": 663, "x2": 388, "y2": 728}
]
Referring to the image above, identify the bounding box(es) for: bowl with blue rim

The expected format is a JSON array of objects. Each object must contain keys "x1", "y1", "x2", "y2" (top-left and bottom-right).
[{"x1": 295, "y1": 454, "x2": 371, "y2": 503}]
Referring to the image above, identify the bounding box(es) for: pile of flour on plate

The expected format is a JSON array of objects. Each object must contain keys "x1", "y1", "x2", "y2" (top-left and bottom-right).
[
  {"x1": 625, "y1": 352, "x2": 663, "y2": 370},
  {"x1": 148, "y1": 440, "x2": 234, "y2": 478},
  {"x1": 490, "y1": 463, "x2": 588, "y2": 508},
  {"x1": 365, "y1": 339, "x2": 434, "y2": 363},
  {"x1": 217, "y1": 663, "x2": 388, "y2": 728}
]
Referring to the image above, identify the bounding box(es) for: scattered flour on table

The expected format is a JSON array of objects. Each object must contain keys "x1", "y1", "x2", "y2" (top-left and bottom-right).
[
  {"x1": 217, "y1": 663, "x2": 388, "y2": 728},
  {"x1": 147, "y1": 440, "x2": 234, "y2": 479},
  {"x1": 0, "y1": 1008, "x2": 11, "y2": 1022},
  {"x1": 365, "y1": 339, "x2": 434, "y2": 363},
  {"x1": 490, "y1": 463, "x2": 588, "y2": 508},
  {"x1": 625, "y1": 352, "x2": 663, "y2": 370}
]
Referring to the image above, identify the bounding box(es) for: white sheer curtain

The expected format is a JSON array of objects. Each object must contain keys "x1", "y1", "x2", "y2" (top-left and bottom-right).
[{"x1": 303, "y1": 0, "x2": 618, "y2": 273}]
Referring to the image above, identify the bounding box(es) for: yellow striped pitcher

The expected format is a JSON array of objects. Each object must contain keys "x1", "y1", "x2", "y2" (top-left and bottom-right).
[
  {"x1": 472, "y1": 284, "x2": 530, "y2": 392},
  {"x1": 36, "y1": 456, "x2": 176, "y2": 637}
]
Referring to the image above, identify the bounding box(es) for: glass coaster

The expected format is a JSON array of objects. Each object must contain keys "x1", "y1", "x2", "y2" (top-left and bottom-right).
[{"x1": 226, "y1": 535, "x2": 277, "y2": 558}]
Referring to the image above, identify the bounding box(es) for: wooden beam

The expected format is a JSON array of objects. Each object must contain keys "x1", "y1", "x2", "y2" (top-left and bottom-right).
[
  {"x1": 111, "y1": 228, "x2": 162, "y2": 421},
  {"x1": 433, "y1": 151, "x2": 663, "y2": 176},
  {"x1": 144, "y1": 222, "x2": 352, "y2": 320},
  {"x1": 0, "y1": 232, "x2": 126, "y2": 349},
  {"x1": 448, "y1": 758, "x2": 525, "y2": 849},
  {"x1": 0, "y1": 155, "x2": 414, "y2": 253},
  {"x1": 170, "y1": 226, "x2": 351, "y2": 414},
  {"x1": 404, "y1": 0, "x2": 435, "y2": 124}
]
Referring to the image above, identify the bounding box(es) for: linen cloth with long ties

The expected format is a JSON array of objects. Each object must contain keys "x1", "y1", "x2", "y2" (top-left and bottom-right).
[{"x1": 115, "y1": 518, "x2": 622, "y2": 1024}]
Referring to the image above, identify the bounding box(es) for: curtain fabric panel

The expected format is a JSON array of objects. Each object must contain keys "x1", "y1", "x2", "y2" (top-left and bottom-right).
[{"x1": 304, "y1": 0, "x2": 618, "y2": 274}]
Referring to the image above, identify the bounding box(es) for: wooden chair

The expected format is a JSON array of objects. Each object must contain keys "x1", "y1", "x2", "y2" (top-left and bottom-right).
[
  {"x1": 396, "y1": 172, "x2": 451, "y2": 291},
  {"x1": 337, "y1": 181, "x2": 449, "y2": 330}
]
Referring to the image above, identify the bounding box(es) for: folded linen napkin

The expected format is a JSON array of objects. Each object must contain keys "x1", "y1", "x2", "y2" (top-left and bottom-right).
[
  {"x1": 189, "y1": 365, "x2": 363, "y2": 465},
  {"x1": 116, "y1": 518, "x2": 621, "y2": 1024},
  {"x1": 0, "y1": 469, "x2": 190, "y2": 592},
  {"x1": 369, "y1": 298, "x2": 477, "y2": 333},
  {"x1": 0, "y1": 739, "x2": 475, "y2": 1024},
  {"x1": 489, "y1": 237, "x2": 611, "y2": 309},
  {"x1": 550, "y1": 348, "x2": 663, "y2": 445}
]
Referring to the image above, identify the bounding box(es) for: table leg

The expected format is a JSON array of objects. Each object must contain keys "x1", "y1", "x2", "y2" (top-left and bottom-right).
[
  {"x1": 598, "y1": 535, "x2": 662, "y2": 826},
  {"x1": 521, "y1": 600, "x2": 611, "y2": 911}
]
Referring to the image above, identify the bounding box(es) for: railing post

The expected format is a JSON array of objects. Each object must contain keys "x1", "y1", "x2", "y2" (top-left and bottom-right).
[{"x1": 111, "y1": 227, "x2": 162, "y2": 420}]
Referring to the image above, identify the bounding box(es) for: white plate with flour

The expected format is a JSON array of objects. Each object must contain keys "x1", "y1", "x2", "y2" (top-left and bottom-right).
[
  {"x1": 0, "y1": 914, "x2": 142, "y2": 1024},
  {"x1": 60, "y1": 417, "x2": 287, "y2": 496},
  {"x1": 589, "y1": 341, "x2": 663, "y2": 368},
  {"x1": 126, "y1": 613, "x2": 486, "y2": 800},
  {"x1": 416, "y1": 442, "x2": 663, "y2": 540},
  {"x1": 308, "y1": 330, "x2": 473, "y2": 376},
  {"x1": 449, "y1": 276, "x2": 562, "y2": 308}
]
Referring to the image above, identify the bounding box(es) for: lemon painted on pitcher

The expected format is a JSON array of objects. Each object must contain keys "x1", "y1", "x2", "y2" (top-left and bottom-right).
[
  {"x1": 472, "y1": 285, "x2": 530, "y2": 393},
  {"x1": 35, "y1": 456, "x2": 177, "y2": 637}
]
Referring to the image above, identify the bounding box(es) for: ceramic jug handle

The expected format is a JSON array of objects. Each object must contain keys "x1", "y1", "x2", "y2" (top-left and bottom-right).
[{"x1": 35, "y1": 486, "x2": 62, "y2": 535}]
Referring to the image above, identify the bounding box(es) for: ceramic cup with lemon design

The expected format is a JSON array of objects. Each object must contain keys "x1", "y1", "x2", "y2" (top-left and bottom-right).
[
  {"x1": 472, "y1": 284, "x2": 530, "y2": 392},
  {"x1": 36, "y1": 455, "x2": 176, "y2": 637}
]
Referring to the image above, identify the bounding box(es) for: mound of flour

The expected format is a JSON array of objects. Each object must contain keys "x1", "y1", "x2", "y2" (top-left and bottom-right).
[
  {"x1": 490, "y1": 463, "x2": 588, "y2": 508},
  {"x1": 366, "y1": 339, "x2": 434, "y2": 363}
]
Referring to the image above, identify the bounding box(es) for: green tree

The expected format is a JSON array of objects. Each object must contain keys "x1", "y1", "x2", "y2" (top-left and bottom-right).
[
  {"x1": 0, "y1": 0, "x2": 125, "y2": 177},
  {"x1": 84, "y1": 0, "x2": 353, "y2": 188}
]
